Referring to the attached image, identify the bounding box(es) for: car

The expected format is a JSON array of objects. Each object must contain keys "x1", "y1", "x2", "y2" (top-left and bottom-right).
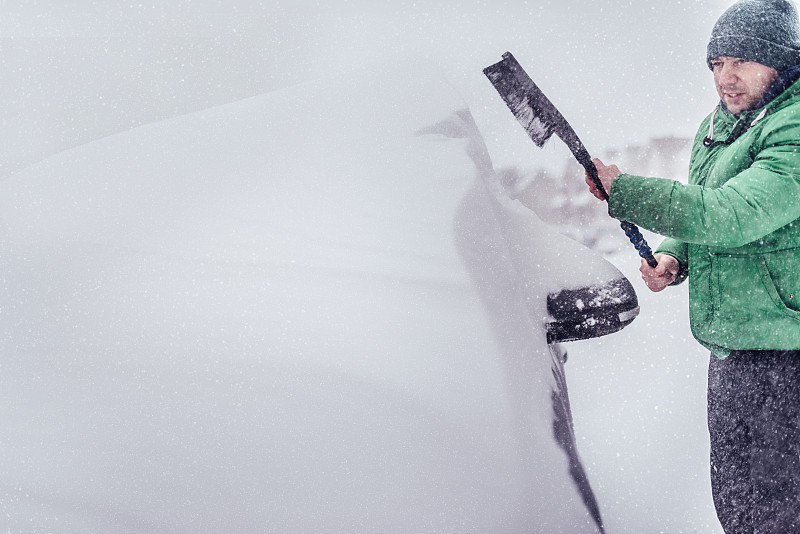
[{"x1": 0, "y1": 58, "x2": 636, "y2": 533}]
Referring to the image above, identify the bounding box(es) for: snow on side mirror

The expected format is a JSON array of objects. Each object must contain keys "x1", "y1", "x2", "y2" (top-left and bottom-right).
[
  {"x1": 547, "y1": 277, "x2": 639, "y2": 344},
  {"x1": 435, "y1": 108, "x2": 641, "y2": 346}
]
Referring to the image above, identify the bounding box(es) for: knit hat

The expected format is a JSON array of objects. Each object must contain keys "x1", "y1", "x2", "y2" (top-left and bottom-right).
[{"x1": 707, "y1": 0, "x2": 800, "y2": 71}]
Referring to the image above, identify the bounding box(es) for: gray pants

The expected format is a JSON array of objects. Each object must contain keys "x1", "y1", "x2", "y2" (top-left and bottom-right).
[{"x1": 708, "y1": 350, "x2": 800, "y2": 533}]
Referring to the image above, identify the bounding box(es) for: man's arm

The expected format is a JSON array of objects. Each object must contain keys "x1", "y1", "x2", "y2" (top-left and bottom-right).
[
  {"x1": 603, "y1": 146, "x2": 800, "y2": 248},
  {"x1": 585, "y1": 159, "x2": 688, "y2": 292},
  {"x1": 587, "y1": 148, "x2": 800, "y2": 248}
]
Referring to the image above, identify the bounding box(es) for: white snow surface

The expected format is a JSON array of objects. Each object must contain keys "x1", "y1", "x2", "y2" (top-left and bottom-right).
[{"x1": 0, "y1": 58, "x2": 645, "y2": 533}]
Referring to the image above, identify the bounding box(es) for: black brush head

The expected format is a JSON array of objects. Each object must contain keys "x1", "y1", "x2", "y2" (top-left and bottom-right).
[{"x1": 483, "y1": 52, "x2": 556, "y2": 147}]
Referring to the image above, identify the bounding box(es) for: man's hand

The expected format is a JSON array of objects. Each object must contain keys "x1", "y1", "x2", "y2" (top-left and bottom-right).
[
  {"x1": 584, "y1": 158, "x2": 622, "y2": 200},
  {"x1": 640, "y1": 254, "x2": 680, "y2": 292}
]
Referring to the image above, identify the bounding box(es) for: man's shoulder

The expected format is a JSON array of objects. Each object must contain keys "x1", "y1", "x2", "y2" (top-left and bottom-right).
[
  {"x1": 760, "y1": 91, "x2": 800, "y2": 134},
  {"x1": 693, "y1": 108, "x2": 717, "y2": 137},
  {"x1": 689, "y1": 107, "x2": 721, "y2": 152}
]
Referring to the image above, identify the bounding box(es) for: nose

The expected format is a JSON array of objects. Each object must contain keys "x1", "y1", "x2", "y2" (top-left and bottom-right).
[{"x1": 717, "y1": 62, "x2": 738, "y2": 86}]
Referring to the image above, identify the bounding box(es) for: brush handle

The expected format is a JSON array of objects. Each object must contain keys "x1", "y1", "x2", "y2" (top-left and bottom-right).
[
  {"x1": 580, "y1": 151, "x2": 658, "y2": 268},
  {"x1": 484, "y1": 51, "x2": 658, "y2": 269}
]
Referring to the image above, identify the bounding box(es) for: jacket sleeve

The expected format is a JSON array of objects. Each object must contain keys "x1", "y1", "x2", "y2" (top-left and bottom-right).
[{"x1": 607, "y1": 138, "x2": 800, "y2": 248}]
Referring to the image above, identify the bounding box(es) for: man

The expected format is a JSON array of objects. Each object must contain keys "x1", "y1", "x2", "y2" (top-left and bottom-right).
[{"x1": 585, "y1": 0, "x2": 800, "y2": 531}]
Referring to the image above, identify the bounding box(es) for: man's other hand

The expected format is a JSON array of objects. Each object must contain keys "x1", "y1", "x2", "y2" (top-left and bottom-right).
[{"x1": 640, "y1": 254, "x2": 680, "y2": 292}]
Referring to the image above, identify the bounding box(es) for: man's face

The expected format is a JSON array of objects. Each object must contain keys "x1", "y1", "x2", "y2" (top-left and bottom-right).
[{"x1": 712, "y1": 57, "x2": 780, "y2": 116}]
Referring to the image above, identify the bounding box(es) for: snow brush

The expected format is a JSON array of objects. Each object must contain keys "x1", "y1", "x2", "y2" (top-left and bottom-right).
[{"x1": 484, "y1": 52, "x2": 658, "y2": 268}]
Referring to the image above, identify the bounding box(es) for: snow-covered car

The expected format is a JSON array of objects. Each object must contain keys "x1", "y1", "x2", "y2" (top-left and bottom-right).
[{"x1": 0, "y1": 58, "x2": 637, "y2": 533}]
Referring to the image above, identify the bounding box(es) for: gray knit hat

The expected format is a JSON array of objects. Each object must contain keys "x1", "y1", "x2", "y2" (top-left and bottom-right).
[{"x1": 707, "y1": 0, "x2": 800, "y2": 71}]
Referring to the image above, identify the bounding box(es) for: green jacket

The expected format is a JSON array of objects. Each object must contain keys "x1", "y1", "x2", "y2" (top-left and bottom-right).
[{"x1": 608, "y1": 76, "x2": 800, "y2": 358}]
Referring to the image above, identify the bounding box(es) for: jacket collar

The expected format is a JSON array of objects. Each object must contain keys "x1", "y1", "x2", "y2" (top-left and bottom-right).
[{"x1": 755, "y1": 63, "x2": 800, "y2": 108}]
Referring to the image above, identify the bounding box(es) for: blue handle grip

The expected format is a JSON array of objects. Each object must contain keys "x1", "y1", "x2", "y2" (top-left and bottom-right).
[
  {"x1": 585, "y1": 160, "x2": 658, "y2": 268},
  {"x1": 621, "y1": 221, "x2": 657, "y2": 267}
]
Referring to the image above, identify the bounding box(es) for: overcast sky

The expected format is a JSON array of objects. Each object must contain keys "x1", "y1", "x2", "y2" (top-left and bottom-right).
[{"x1": 2, "y1": 0, "x2": 741, "y2": 176}]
